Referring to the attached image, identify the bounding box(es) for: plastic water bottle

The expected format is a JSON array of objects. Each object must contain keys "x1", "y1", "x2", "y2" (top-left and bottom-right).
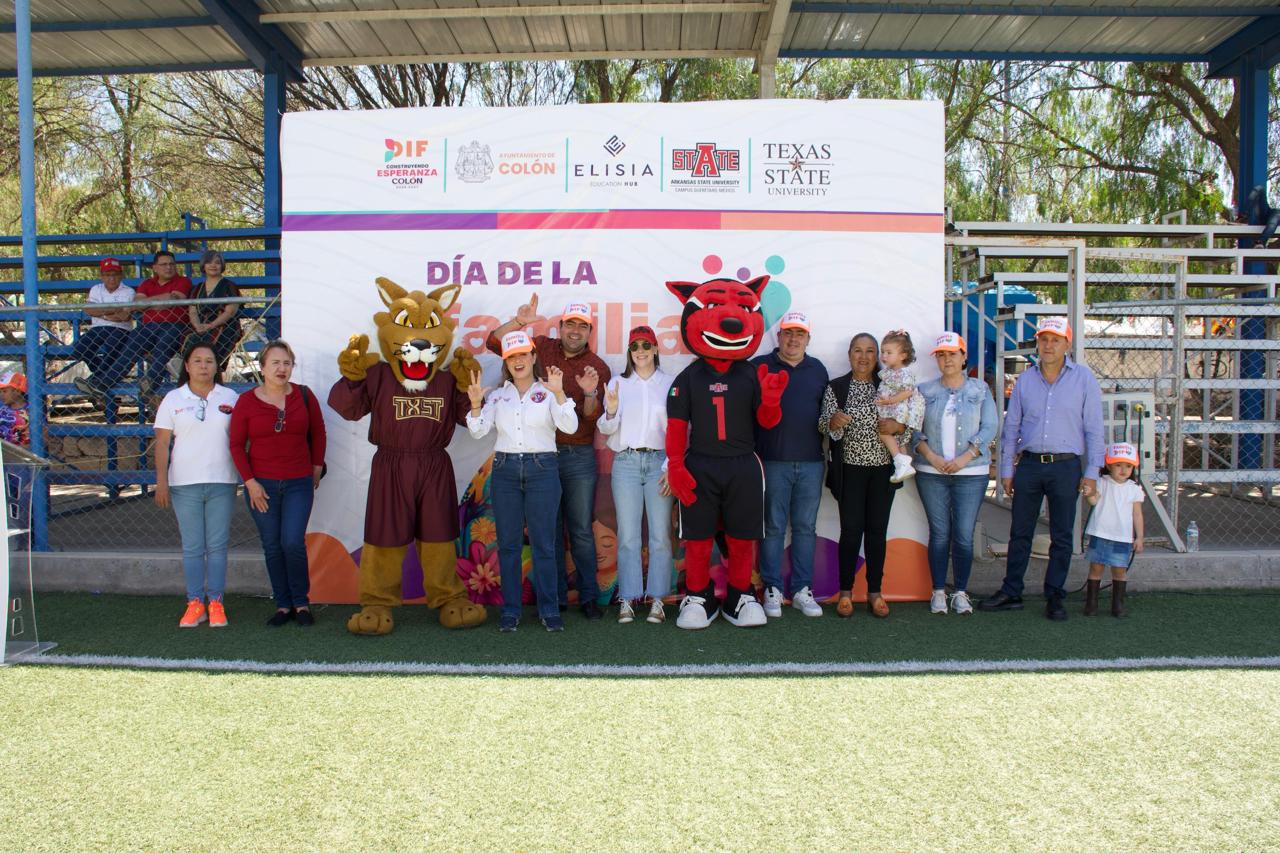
[{"x1": 1185, "y1": 520, "x2": 1199, "y2": 553}]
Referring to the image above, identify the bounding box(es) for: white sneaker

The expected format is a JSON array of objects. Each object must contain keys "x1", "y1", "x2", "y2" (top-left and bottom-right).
[
  {"x1": 791, "y1": 587, "x2": 823, "y2": 617},
  {"x1": 646, "y1": 599, "x2": 665, "y2": 624},
  {"x1": 951, "y1": 590, "x2": 974, "y2": 615},
  {"x1": 676, "y1": 594, "x2": 717, "y2": 630},
  {"x1": 889, "y1": 454, "x2": 916, "y2": 484},
  {"x1": 618, "y1": 599, "x2": 635, "y2": 624},
  {"x1": 930, "y1": 589, "x2": 948, "y2": 614},
  {"x1": 724, "y1": 594, "x2": 767, "y2": 628},
  {"x1": 762, "y1": 586, "x2": 784, "y2": 618}
]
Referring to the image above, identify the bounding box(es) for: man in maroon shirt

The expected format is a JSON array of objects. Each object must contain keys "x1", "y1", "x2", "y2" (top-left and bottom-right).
[
  {"x1": 89, "y1": 250, "x2": 192, "y2": 398},
  {"x1": 486, "y1": 294, "x2": 611, "y2": 620}
]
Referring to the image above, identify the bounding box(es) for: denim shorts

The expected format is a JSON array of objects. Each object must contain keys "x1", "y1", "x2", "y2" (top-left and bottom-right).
[{"x1": 1087, "y1": 535, "x2": 1132, "y2": 568}]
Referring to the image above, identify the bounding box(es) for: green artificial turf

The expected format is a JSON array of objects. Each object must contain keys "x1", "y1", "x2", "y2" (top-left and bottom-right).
[
  {"x1": 1, "y1": 666, "x2": 1278, "y2": 851},
  {"x1": 21, "y1": 589, "x2": 1280, "y2": 667}
]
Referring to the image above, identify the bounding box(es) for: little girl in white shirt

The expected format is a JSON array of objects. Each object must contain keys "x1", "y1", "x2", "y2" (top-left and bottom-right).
[{"x1": 1083, "y1": 442, "x2": 1145, "y2": 617}]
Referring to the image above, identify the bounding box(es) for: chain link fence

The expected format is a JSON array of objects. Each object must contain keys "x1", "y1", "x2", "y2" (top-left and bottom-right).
[
  {"x1": 1085, "y1": 254, "x2": 1280, "y2": 550},
  {"x1": 2, "y1": 294, "x2": 280, "y2": 552}
]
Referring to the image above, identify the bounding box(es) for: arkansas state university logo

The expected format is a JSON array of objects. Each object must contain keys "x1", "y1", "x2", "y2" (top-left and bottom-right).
[
  {"x1": 708, "y1": 382, "x2": 728, "y2": 393},
  {"x1": 668, "y1": 142, "x2": 742, "y2": 194}
]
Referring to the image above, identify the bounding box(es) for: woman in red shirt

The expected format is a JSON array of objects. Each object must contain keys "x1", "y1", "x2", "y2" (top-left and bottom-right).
[{"x1": 229, "y1": 340, "x2": 327, "y2": 626}]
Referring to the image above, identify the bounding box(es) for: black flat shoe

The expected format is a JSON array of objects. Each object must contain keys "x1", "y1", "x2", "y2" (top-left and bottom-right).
[
  {"x1": 580, "y1": 601, "x2": 603, "y2": 622},
  {"x1": 1046, "y1": 598, "x2": 1068, "y2": 621},
  {"x1": 977, "y1": 592, "x2": 1024, "y2": 612},
  {"x1": 296, "y1": 609, "x2": 315, "y2": 627},
  {"x1": 266, "y1": 609, "x2": 295, "y2": 627}
]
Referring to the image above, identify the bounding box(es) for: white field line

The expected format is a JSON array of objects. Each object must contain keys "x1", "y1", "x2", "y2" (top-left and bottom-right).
[{"x1": 16, "y1": 653, "x2": 1280, "y2": 677}]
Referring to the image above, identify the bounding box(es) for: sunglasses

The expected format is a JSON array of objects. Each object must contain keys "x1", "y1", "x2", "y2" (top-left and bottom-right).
[
  {"x1": 195, "y1": 399, "x2": 207, "y2": 423},
  {"x1": 628, "y1": 341, "x2": 654, "y2": 352},
  {"x1": 273, "y1": 408, "x2": 285, "y2": 433}
]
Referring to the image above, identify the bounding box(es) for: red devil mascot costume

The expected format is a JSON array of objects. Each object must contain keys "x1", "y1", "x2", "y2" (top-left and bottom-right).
[{"x1": 665, "y1": 275, "x2": 789, "y2": 629}]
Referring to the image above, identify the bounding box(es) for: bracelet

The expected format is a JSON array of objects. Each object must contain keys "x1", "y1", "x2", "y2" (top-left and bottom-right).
[{"x1": 584, "y1": 391, "x2": 598, "y2": 398}]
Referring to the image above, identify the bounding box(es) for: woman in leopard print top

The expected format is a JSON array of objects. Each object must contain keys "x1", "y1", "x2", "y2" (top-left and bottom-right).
[{"x1": 819, "y1": 332, "x2": 904, "y2": 618}]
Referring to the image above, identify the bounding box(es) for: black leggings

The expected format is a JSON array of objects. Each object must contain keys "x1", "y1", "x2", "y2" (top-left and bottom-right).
[{"x1": 836, "y1": 463, "x2": 896, "y2": 594}]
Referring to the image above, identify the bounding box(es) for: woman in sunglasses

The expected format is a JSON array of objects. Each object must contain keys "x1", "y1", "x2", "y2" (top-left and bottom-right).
[
  {"x1": 153, "y1": 341, "x2": 242, "y2": 629},
  {"x1": 596, "y1": 326, "x2": 675, "y2": 624},
  {"x1": 229, "y1": 340, "x2": 327, "y2": 626}
]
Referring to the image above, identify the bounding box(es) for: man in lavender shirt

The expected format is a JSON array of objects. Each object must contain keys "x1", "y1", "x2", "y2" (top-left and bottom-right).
[{"x1": 979, "y1": 317, "x2": 1104, "y2": 621}]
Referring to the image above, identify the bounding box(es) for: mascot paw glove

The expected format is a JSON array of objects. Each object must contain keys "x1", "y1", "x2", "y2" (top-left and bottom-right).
[
  {"x1": 338, "y1": 333, "x2": 381, "y2": 382},
  {"x1": 449, "y1": 347, "x2": 482, "y2": 388},
  {"x1": 665, "y1": 417, "x2": 698, "y2": 506},
  {"x1": 756, "y1": 363, "x2": 789, "y2": 429}
]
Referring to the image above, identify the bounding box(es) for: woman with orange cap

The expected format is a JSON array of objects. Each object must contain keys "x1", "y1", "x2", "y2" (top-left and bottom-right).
[
  {"x1": 466, "y1": 331, "x2": 578, "y2": 633},
  {"x1": 912, "y1": 332, "x2": 997, "y2": 616}
]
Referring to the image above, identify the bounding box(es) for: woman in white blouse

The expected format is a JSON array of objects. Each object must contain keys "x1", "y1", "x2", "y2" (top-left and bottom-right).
[
  {"x1": 153, "y1": 341, "x2": 242, "y2": 629},
  {"x1": 597, "y1": 325, "x2": 675, "y2": 624},
  {"x1": 467, "y1": 331, "x2": 578, "y2": 633}
]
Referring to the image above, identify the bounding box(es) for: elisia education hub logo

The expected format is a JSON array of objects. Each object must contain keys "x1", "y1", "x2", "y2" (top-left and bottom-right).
[
  {"x1": 377, "y1": 137, "x2": 439, "y2": 187},
  {"x1": 571, "y1": 135, "x2": 656, "y2": 189},
  {"x1": 668, "y1": 141, "x2": 741, "y2": 194}
]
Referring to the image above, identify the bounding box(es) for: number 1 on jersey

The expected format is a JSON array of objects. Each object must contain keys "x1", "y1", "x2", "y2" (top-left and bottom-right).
[{"x1": 711, "y1": 396, "x2": 726, "y2": 441}]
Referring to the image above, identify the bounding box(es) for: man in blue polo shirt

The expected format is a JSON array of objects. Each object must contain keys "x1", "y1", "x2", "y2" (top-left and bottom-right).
[
  {"x1": 979, "y1": 316, "x2": 1104, "y2": 621},
  {"x1": 751, "y1": 311, "x2": 830, "y2": 618}
]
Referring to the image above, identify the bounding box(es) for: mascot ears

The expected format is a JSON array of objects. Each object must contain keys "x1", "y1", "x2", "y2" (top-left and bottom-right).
[
  {"x1": 667, "y1": 275, "x2": 770, "y2": 304},
  {"x1": 376, "y1": 276, "x2": 461, "y2": 313}
]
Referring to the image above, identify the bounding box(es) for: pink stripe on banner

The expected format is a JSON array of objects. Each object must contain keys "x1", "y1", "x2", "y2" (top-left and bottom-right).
[
  {"x1": 283, "y1": 210, "x2": 943, "y2": 233},
  {"x1": 721, "y1": 211, "x2": 943, "y2": 233}
]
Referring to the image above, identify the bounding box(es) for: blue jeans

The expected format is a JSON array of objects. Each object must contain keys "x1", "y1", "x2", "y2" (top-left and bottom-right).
[
  {"x1": 1002, "y1": 456, "x2": 1081, "y2": 600},
  {"x1": 761, "y1": 460, "x2": 825, "y2": 594},
  {"x1": 611, "y1": 449, "x2": 674, "y2": 600},
  {"x1": 246, "y1": 476, "x2": 314, "y2": 609},
  {"x1": 103, "y1": 321, "x2": 186, "y2": 388},
  {"x1": 915, "y1": 472, "x2": 987, "y2": 592},
  {"x1": 74, "y1": 326, "x2": 131, "y2": 377},
  {"x1": 553, "y1": 444, "x2": 601, "y2": 606},
  {"x1": 171, "y1": 482, "x2": 237, "y2": 602},
  {"x1": 492, "y1": 452, "x2": 562, "y2": 620}
]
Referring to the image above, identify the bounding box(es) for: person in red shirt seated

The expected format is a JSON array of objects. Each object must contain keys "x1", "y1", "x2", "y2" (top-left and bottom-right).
[
  {"x1": 84, "y1": 250, "x2": 192, "y2": 401},
  {"x1": 229, "y1": 340, "x2": 327, "y2": 627}
]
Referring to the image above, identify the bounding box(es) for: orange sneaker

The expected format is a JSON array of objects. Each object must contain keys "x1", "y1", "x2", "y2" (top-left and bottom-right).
[
  {"x1": 208, "y1": 599, "x2": 228, "y2": 628},
  {"x1": 869, "y1": 594, "x2": 890, "y2": 618},
  {"x1": 836, "y1": 595, "x2": 854, "y2": 618},
  {"x1": 179, "y1": 599, "x2": 206, "y2": 628}
]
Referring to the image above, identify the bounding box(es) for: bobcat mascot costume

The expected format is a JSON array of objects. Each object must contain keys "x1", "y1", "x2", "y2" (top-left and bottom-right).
[
  {"x1": 328, "y1": 277, "x2": 487, "y2": 635},
  {"x1": 665, "y1": 275, "x2": 789, "y2": 629}
]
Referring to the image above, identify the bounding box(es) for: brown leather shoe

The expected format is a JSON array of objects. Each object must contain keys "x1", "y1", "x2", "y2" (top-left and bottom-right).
[
  {"x1": 836, "y1": 595, "x2": 854, "y2": 618},
  {"x1": 869, "y1": 594, "x2": 890, "y2": 618}
]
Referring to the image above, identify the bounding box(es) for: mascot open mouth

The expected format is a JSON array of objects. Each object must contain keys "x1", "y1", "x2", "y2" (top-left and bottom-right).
[
  {"x1": 700, "y1": 331, "x2": 754, "y2": 351},
  {"x1": 399, "y1": 360, "x2": 430, "y2": 380}
]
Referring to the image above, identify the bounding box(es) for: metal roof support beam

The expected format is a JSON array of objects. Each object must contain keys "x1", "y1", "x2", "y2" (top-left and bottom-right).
[
  {"x1": 304, "y1": 48, "x2": 754, "y2": 67},
  {"x1": 13, "y1": 0, "x2": 50, "y2": 550},
  {"x1": 199, "y1": 0, "x2": 304, "y2": 82},
  {"x1": 780, "y1": 48, "x2": 1205, "y2": 62},
  {"x1": 0, "y1": 61, "x2": 254, "y2": 79},
  {"x1": 1205, "y1": 16, "x2": 1280, "y2": 77},
  {"x1": 756, "y1": 0, "x2": 792, "y2": 98},
  {"x1": 0, "y1": 16, "x2": 217, "y2": 34},
  {"x1": 260, "y1": 3, "x2": 768, "y2": 23},
  {"x1": 791, "y1": 3, "x2": 1280, "y2": 16}
]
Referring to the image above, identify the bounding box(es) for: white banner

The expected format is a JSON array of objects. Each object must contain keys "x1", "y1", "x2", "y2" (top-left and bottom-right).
[{"x1": 282, "y1": 99, "x2": 945, "y2": 602}]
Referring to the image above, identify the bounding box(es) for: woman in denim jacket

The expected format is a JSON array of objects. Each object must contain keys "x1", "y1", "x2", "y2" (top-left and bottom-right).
[{"x1": 912, "y1": 332, "x2": 998, "y2": 616}]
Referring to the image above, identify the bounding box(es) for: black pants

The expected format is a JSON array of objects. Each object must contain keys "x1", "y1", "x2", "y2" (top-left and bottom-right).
[{"x1": 835, "y1": 463, "x2": 896, "y2": 594}]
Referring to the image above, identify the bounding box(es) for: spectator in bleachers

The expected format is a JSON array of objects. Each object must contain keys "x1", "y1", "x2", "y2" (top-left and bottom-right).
[
  {"x1": 0, "y1": 371, "x2": 29, "y2": 446},
  {"x1": 186, "y1": 250, "x2": 243, "y2": 378},
  {"x1": 82, "y1": 250, "x2": 192, "y2": 403},
  {"x1": 153, "y1": 341, "x2": 241, "y2": 629},
  {"x1": 229, "y1": 340, "x2": 327, "y2": 628},
  {"x1": 72, "y1": 258, "x2": 136, "y2": 403}
]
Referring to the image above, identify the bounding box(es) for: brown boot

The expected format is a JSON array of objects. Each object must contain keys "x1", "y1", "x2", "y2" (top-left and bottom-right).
[
  {"x1": 1083, "y1": 579, "x2": 1100, "y2": 616},
  {"x1": 1111, "y1": 580, "x2": 1129, "y2": 618}
]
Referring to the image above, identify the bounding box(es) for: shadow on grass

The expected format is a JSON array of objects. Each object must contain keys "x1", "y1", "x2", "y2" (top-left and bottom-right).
[{"x1": 11, "y1": 589, "x2": 1280, "y2": 677}]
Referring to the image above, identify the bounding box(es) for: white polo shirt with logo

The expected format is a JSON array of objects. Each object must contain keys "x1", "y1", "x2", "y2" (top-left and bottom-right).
[{"x1": 153, "y1": 384, "x2": 241, "y2": 486}]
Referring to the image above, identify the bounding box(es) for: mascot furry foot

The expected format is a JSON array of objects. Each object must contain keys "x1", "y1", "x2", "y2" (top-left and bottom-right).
[
  {"x1": 347, "y1": 605, "x2": 395, "y2": 636},
  {"x1": 439, "y1": 599, "x2": 487, "y2": 629}
]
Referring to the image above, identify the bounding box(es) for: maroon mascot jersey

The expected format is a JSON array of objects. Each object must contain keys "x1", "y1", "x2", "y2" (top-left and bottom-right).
[{"x1": 327, "y1": 361, "x2": 469, "y2": 547}]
